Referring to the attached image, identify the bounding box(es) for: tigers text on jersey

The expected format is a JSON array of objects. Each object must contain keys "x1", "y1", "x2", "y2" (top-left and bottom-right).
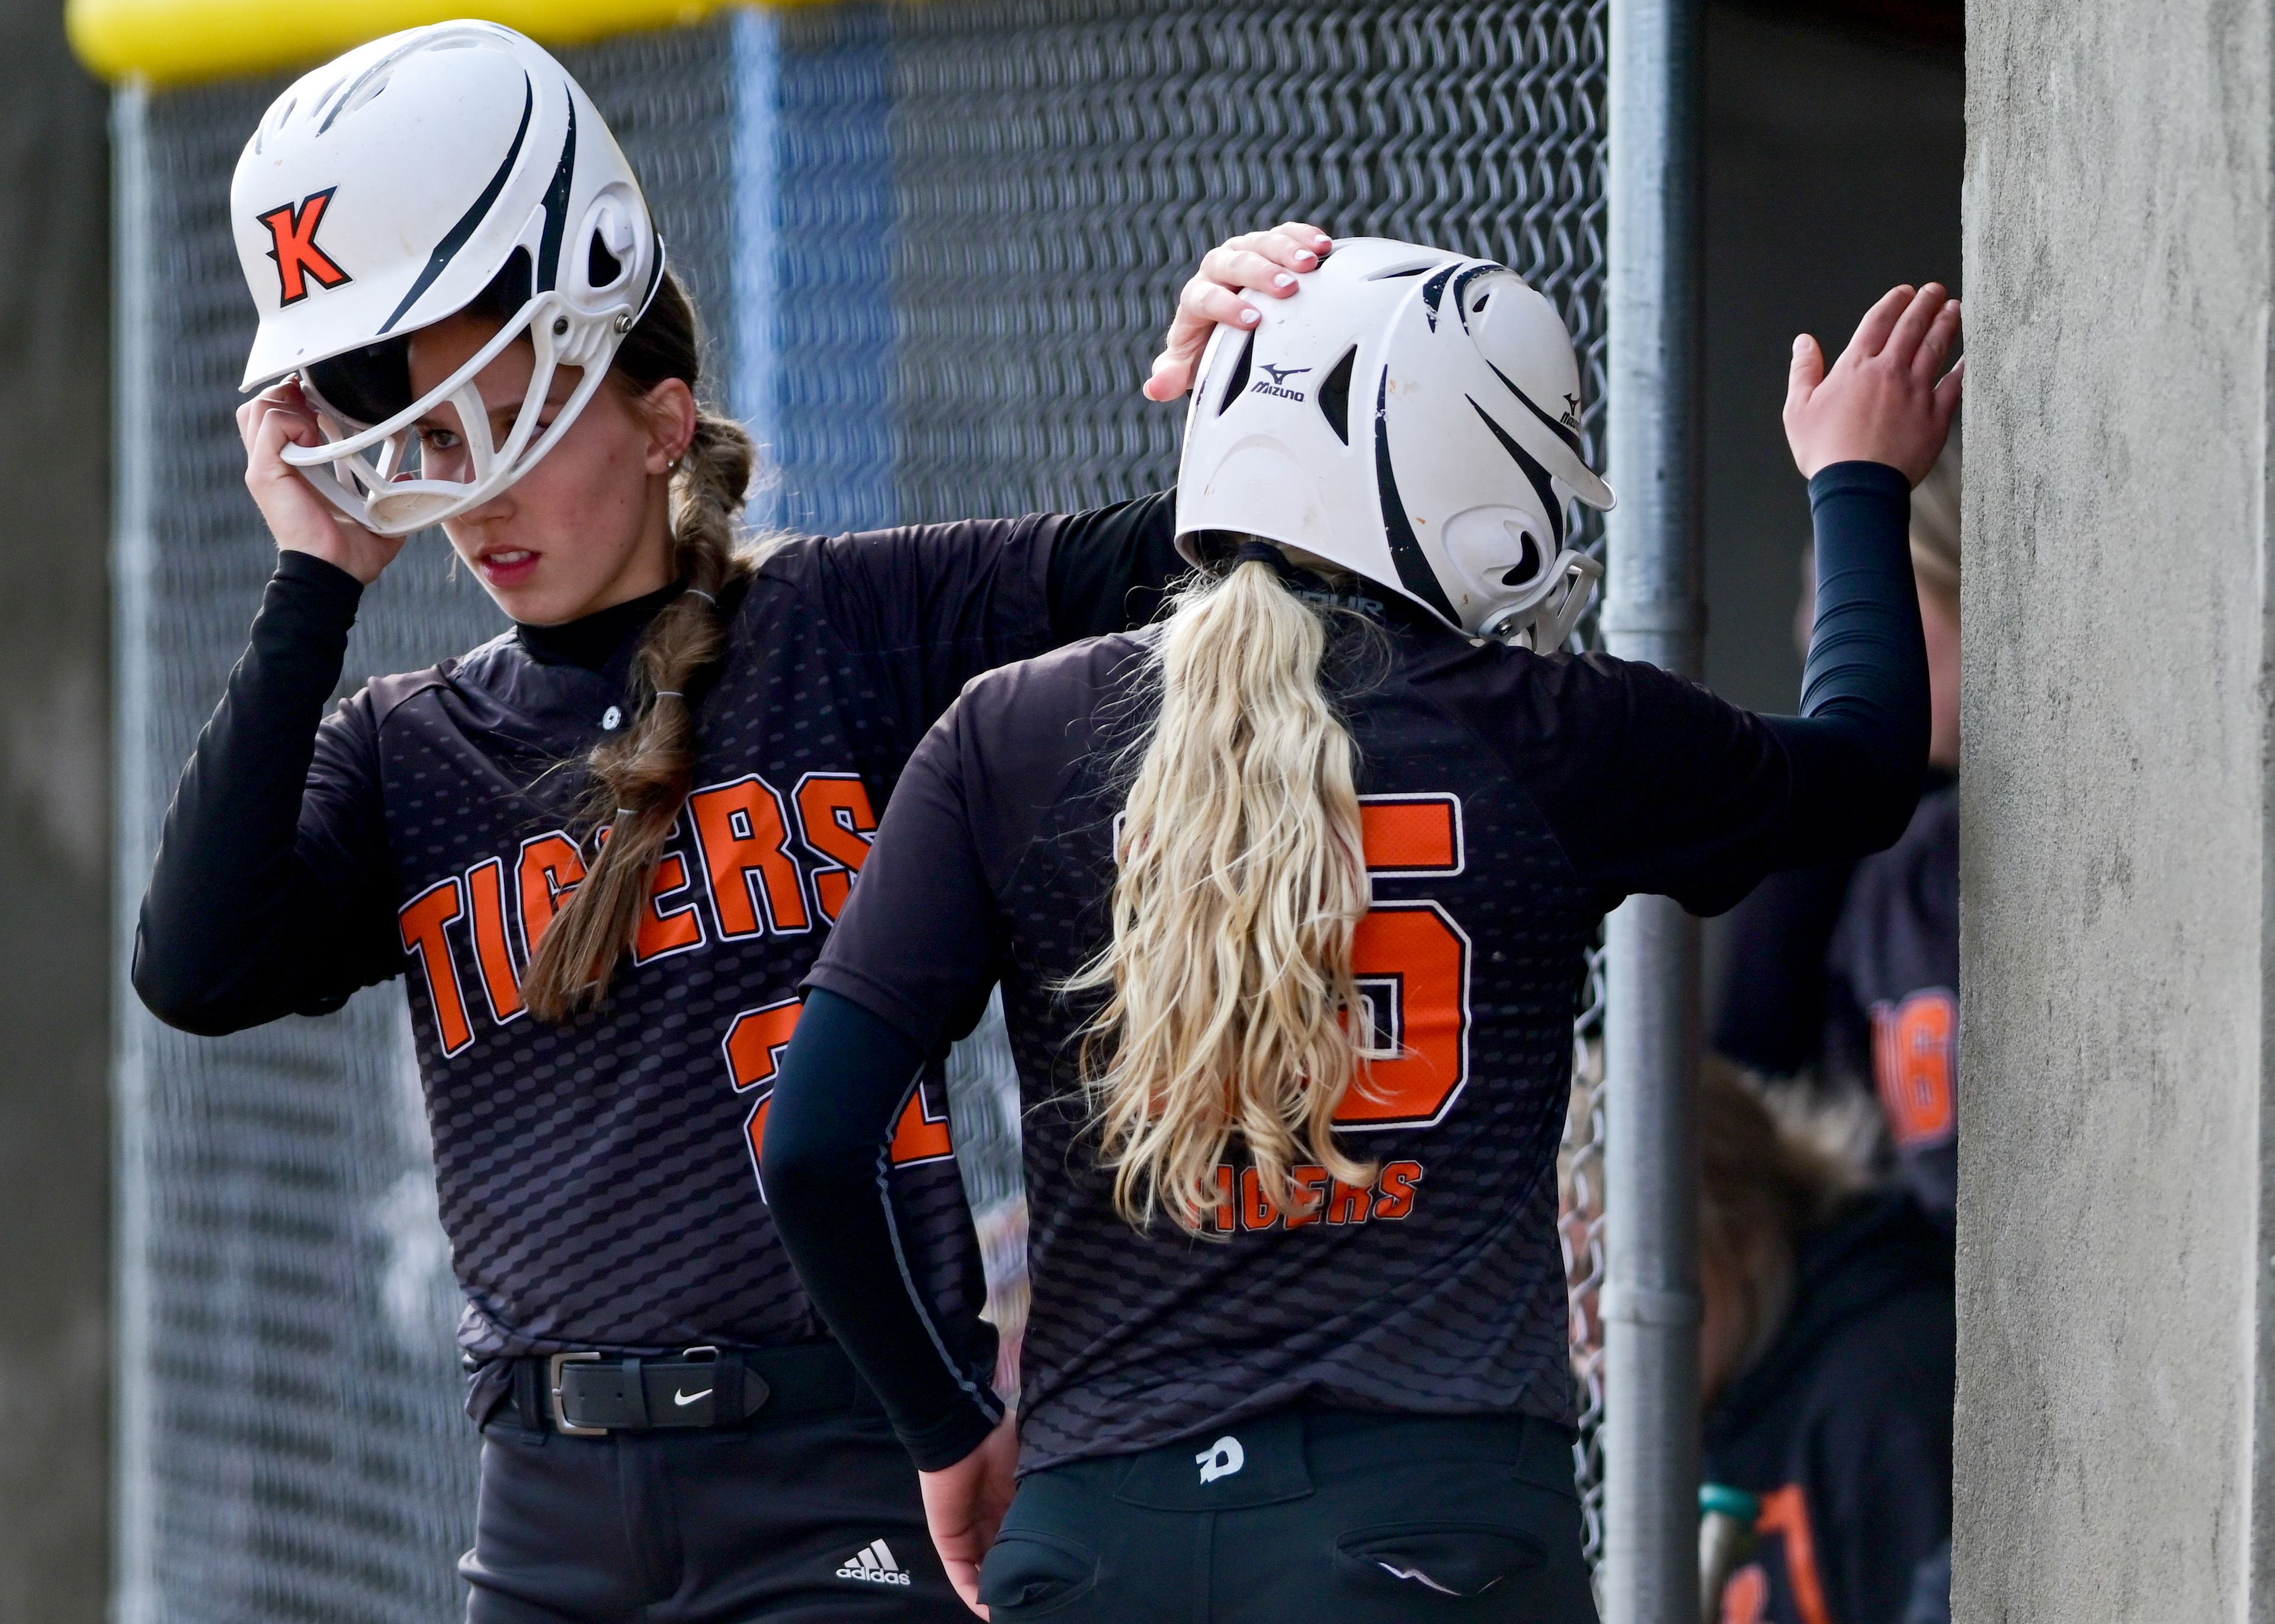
[
  {"x1": 135, "y1": 495, "x2": 1174, "y2": 1379},
  {"x1": 808, "y1": 605, "x2": 1873, "y2": 1471}
]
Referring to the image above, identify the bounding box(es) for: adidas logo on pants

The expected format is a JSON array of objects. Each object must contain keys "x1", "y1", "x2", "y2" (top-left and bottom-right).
[{"x1": 837, "y1": 1539, "x2": 912, "y2": 1586}]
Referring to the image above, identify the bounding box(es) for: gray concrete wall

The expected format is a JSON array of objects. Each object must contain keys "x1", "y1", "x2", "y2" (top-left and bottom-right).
[
  {"x1": 0, "y1": 0, "x2": 111, "y2": 1615},
  {"x1": 1961, "y1": 0, "x2": 2268, "y2": 1616}
]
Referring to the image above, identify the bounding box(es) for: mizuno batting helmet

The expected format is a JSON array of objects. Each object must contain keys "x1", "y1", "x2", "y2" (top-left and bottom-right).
[
  {"x1": 231, "y1": 21, "x2": 665, "y2": 535},
  {"x1": 1175, "y1": 237, "x2": 1615, "y2": 647}
]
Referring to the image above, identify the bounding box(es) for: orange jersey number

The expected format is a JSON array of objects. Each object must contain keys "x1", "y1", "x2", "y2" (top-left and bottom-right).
[
  {"x1": 1334, "y1": 795, "x2": 1473, "y2": 1130},
  {"x1": 720, "y1": 997, "x2": 953, "y2": 1199},
  {"x1": 1871, "y1": 988, "x2": 1957, "y2": 1148}
]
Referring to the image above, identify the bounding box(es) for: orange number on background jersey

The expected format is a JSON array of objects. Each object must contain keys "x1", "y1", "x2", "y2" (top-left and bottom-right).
[
  {"x1": 1357, "y1": 794, "x2": 1464, "y2": 877},
  {"x1": 1872, "y1": 989, "x2": 1957, "y2": 1148},
  {"x1": 1752, "y1": 1486, "x2": 1833, "y2": 1624},
  {"x1": 1332, "y1": 795, "x2": 1472, "y2": 1131}
]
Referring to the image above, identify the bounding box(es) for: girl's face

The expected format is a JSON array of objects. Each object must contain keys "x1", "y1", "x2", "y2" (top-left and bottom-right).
[{"x1": 406, "y1": 313, "x2": 691, "y2": 626}]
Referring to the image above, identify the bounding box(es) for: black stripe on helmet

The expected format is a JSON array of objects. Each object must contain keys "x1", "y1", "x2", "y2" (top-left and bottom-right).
[
  {"x1": 379, "y1": 75, "x2": 535, "y2": 335},
  {"x1": 1467, "y1": 396, "x2": 1566, "y2": 549},
  {"x1": 535, "y1": 88, "x2": 577, "y2": 292},
  {"x1": 1374, "y1": 370, "x2": 1461, "y2": 622},
  {"x1": 1420, "y1": 263, "x2": 1459, "y2": 332},
  {"x1": 1483, "y1": 358, "x2": 1586, "y2": 459},
  {"x1": 1449, "y1": 263, "x2": 1504, "y2": 333}
]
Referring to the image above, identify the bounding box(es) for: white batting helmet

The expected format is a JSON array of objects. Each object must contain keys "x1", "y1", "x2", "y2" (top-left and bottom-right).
[
  {"x1": 1175, "y1": 237, "x2": 1614, "y2": 646},
  {"x1": 230, "y1": 20, "x2": 664, "y2": 535}
]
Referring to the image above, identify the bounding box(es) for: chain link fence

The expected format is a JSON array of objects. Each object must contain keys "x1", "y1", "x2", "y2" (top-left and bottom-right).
[{"x1": 112, "y1": 5, "x2": 1608, "y2": 1617}]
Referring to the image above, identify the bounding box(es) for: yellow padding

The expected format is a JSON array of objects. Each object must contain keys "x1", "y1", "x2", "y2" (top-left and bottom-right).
[{"x1": 69, "y1": 0, "x2": 837, "y2": 86}]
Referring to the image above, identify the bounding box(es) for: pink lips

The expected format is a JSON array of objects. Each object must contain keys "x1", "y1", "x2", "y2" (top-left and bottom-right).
[{"x1": 476, "y1": 548, "x2": 540, "y2": 589}]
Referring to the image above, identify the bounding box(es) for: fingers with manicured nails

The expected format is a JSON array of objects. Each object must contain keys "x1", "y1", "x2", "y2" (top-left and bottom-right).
[
  {"x1": 1199, "y1": 245, "x2": 1300, "y2": 299},
  {"x1": 1242, "y1": 222, "x2": 1331, "y2": 273},
  {"x1": 1847, "y1": 284, "x2": 1917, "y2": 359},
  {"x1": 1141, "y1": 274, "x2": 1260, "y2": 402},
  {"x1": 1145, "y1": 224, "x2": 1337, "y2": 401}
]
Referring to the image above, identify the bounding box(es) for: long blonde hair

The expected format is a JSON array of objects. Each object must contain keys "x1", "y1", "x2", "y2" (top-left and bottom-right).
[{"x1": 1070, "y1": 548, "x2": 1379, "y2": 1235}]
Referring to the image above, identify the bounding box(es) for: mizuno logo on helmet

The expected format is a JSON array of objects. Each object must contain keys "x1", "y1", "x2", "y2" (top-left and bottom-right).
[
  {"x1": 257, "y1": 188, "x2": 353, "y2": 306},
  {"x1": 1251, "y1": 362, "x2": 1310, "y2": 402}
]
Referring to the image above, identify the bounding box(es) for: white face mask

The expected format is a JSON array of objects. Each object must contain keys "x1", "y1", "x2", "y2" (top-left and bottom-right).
[{"x1": 291, "y1": 291, "x2": 632, "y2": 537}]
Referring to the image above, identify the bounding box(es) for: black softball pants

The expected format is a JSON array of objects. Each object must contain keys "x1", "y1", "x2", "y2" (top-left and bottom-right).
[
  {"x1": 977, "y1": 1407, "x2": 1600, "y2": 1623},
  {"x1": 460, "y1": 1386, "x2": 970, "y2": 1622}
]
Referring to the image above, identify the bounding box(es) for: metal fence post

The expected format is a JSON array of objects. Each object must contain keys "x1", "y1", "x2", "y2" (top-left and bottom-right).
[{"x1": 1603, "y1": 0, "x2": 1704, "y2": 1619}]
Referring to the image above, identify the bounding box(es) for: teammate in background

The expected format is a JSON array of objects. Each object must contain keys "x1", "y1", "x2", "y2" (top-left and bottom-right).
[
  {"x1": 1716, "y1": 442, "x2": 1963, "y2": 1224},
  {"x1": 1698, "y1": 1061, "x2": 1953, "y2": 1624},
  {"x1": 133, "y1": 21, "x2": 1321, "y2": 1621},
  {"x1": 762, "y1": 238, "x2": 1961, "y2": 1621}
]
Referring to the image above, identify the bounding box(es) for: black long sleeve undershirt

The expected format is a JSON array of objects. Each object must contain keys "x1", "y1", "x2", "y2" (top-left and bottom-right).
[
  {"x1": 764, "y1": 987, "x2": 1004, "y2": 1467},
  {"x1": 762, "y1": 460, "x2": 1930, "y2": 1469},
  {"x1": 133, "y1": 551, "x2": 400, "y2": 1034}
]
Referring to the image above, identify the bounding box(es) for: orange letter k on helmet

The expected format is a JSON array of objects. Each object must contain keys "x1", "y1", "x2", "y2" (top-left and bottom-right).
[{"x1": 257, "y1": 187, "x2": 353, "y2": 306}]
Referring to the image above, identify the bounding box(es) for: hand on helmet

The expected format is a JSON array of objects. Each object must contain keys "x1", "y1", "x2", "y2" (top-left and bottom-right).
[
  {"x1": 1144, "y1": 223, "x2": 1336, "y2": 402},
  {"x1": 1784, "y1": 282, "x2": 1963, "y2": 485},
  {"x1": 238, "y1": 378, "x2": 407, "y2": 584}
]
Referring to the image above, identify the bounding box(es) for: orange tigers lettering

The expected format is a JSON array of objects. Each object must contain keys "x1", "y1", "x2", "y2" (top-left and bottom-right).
[
  {"x1": 793, "y1": 772, "x2": 879, "y2": 923},
  {"x1": 688, "y1": 775, "x2": 812, "y2": 938},
  {"x1": 515, "y1": 832, "x2": 587, "y2": 955},
  {"x1": 463, "y1": 856, "x2": 525, "y2": 1024},
  {"x1": 398, "y1": 877, "x2": 473, "y2": 1055}
]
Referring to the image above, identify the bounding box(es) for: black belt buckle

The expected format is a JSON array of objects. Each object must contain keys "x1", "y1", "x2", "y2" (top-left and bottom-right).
[
  {"x1": 548, "y1": 1347, "x2": 771, "y2": 1434},
  {"x1": 549, "y1": 1351, "x2": 608, "y2": 1436}
]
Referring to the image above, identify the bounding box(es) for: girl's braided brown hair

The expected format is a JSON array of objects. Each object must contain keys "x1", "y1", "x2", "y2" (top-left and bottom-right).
[{"x1": 520, "y1": 267, "x2": 760, "y2": 1020}]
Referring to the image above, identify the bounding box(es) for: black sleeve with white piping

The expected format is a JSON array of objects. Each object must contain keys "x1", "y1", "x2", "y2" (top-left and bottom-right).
[{"x1": 764, "y1": 986, "x2": 1005, "y2": 1470}]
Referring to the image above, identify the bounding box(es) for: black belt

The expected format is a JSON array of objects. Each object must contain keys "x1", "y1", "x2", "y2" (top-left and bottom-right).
[{"x1": 499, "y1": 1342, "x2": 870, "y2": 1436}]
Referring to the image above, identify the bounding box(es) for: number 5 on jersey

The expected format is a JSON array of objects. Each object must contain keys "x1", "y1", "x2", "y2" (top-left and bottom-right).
[
  {"x1": 1337, "y1": 794, "x2": 1472, "y2": 1131},
  {"x1": 720, "y1": 998, "x2": 955, "y2": 1199}
]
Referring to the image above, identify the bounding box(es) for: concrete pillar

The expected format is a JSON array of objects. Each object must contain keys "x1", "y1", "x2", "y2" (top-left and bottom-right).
[{"x1": 1962, "y1": 0, "x2": 2273, "y2": 1615}]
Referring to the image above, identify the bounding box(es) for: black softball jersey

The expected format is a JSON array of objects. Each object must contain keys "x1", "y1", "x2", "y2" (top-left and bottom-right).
[
  {"x1": 134, "y1": 495, "x2": 1180, "y2": 1416},
  {"x1": 769, "y1": 461, "x2": 1928, "y2": 1475}
]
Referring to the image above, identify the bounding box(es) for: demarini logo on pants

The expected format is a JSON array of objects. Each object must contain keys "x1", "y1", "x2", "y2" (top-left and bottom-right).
[
  {"x1": 837, "y1": 1539, "x2": 912, "y2": 1586},
  {"x1": 1196, "y1": 1435, "x2": 1245, "y2": 1484}
]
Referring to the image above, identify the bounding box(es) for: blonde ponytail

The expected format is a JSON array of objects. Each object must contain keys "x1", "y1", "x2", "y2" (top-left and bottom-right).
[{"x1": 1070, "y1": 553, "x2": 1378, "y2": 1235}]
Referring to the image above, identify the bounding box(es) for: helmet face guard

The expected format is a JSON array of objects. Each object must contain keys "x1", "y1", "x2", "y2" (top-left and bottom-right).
[
  {"x1": 233, "y1": 22, "x2": 664, "y2": 536},
  {"x1": 290, "y1": 283, "x2": 639, "y2": 535},
  {"x1": 1174, "y1": 237, "x2": 1616, "y2": 646}
]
